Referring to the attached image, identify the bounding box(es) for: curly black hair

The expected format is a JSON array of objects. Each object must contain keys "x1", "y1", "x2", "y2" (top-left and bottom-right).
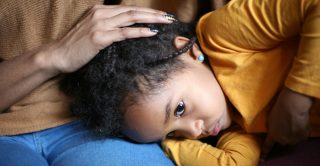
[{"x1": 60, "y1": 21, "x2": 197, "y2": 137}]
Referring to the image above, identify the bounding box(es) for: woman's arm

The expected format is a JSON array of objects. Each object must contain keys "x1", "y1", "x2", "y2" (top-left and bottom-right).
[
  {"x1": 162, "y1": 127, "x2": 262, "y2": 166},
  {"x1": 0, "y1": 46, "x2": 56, "y2": 112},
  {"x1": 0, "y1": 5, "x2": 172, "y2": 112},
  {"x1": 263, "y1": 86, "x2": 313, "y2": 156}
]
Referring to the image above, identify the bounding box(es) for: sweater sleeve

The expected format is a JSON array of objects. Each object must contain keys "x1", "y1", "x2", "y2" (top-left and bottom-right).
[
  {"x1": 197, "y1": 0, "x2": 320, "y2": 99},
  {"x1": 197, "y1": 0, "x2": 302, "y2": 53},
  {"x1": 162, "y1": 127, "x2": 262, "y2": 166},
  {"x1": 285, "y1": 0, "x2": 320, "y2": 98}
]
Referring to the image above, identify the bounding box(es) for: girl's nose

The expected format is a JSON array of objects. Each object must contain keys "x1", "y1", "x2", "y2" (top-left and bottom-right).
[{"x1": 177, "y1": 120, "x2": 204, "y2": 139}]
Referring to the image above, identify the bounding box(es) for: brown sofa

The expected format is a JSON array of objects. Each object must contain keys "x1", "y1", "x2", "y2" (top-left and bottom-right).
[{"x1": 260, "y1": 138, "x2": 320, "y2": 166}]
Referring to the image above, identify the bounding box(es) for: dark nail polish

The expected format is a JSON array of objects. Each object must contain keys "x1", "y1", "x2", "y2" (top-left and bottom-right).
[
  {"x1": 164, "y1": 13, "x2": 177, "y2": 21},
  {"x1": 149, "y1": 27, "x2": 159, "y2": 33}
]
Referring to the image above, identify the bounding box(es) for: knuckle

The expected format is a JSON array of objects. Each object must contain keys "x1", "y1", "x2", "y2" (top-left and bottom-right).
[
  {"x1": 91, "y1": 31, "x2": 103, "y2": 45},
  {"x1": 92, "y1": 5, "x2": 100, "y2": 10},
  {"x1": 127, "y1": 10, "x2": 138, "y2": 21},
  {"x1": 119, "y1": 28, "x2": 130, "y2": 37},
  {"x1": 90, "y1": 5, "x2": 100, "y2": 14},
  {"x1": 117, "y1": 28, "x2": 130, "y2": 40},
  {"x1": 92, "y1": 9, "x2": 103, "y2": 19},
  {"x1": 139, "y1": 28, "x2": 146, "y2": 34}
]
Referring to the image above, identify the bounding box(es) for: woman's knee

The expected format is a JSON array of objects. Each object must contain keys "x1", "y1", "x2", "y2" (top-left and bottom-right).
[
  {"x1": 0, "y1": 141, "x2": 48, "y2": 166},
  {"x1": 50, "y1": 138, "x2": 174, "y2": 166}
]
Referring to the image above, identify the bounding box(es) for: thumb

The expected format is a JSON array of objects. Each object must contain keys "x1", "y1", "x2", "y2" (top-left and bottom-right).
[{"x1": 261, "y1": 135, "x2": 275, "y2": 160}]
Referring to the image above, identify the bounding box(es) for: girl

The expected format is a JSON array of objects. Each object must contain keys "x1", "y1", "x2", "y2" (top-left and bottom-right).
[
  {"x1": 60, "y1": 20, "x2": 261, "y2": 166},
  {"x1": 61, "y1": 0, "x2": 320, "y2": 165}
]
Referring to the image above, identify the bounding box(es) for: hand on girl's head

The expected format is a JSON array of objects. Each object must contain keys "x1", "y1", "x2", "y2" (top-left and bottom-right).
[{"x1": 46, "y1": 5, "x2": 173, "y2": 75}]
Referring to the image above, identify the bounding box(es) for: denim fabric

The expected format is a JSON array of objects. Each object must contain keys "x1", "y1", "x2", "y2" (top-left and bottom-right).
[{"x1": 0, "y1": 120, "x2": 174, "y2": 166}]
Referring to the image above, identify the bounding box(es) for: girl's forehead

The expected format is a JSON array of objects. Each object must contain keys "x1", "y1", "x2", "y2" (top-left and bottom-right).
[{"x1": 122, "y1": 87, "x2": 175, "y2": 142}]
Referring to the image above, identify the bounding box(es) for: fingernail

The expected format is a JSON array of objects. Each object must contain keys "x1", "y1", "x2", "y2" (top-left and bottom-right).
[
  {"x1": 149, "y1": 27, "x2": 159, "y2": 33},
  {"x1": 197, "y1": 55, "x2": 204, "y2": 61},
  {"x1": 164, "y1": 13, "x2": 177, "y2": 22}
]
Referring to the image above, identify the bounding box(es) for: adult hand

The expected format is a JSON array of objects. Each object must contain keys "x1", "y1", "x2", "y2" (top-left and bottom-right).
[
  {"x1": 0, "y1": 5, "x2": 173, "y2": 111},
  {"x1": 262, "y1": 86, "x2": 313, "y2": 158},
  {"x1": 43, "y1": 5, "x2": 173, "y2": 74}
]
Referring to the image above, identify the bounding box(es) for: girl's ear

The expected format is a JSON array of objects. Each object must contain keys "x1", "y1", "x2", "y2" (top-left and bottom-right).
[
  {"x1": 173, "y1": 36, "x2": 204, "y2": 62},
  {"x1": 173, "y1": 36, "x2": 190, "y2": 49},
  {"x1": 191, "y1": 43, "x2": 205, "y2": 62}
]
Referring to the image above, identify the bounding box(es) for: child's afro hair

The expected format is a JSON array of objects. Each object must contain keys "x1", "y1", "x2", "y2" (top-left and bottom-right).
[{"x1": 60, "y1": 21, "x2": 196, "y2": 137}]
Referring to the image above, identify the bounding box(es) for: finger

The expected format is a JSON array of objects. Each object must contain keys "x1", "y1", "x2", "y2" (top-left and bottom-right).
[
  {"x1": 97, "y1": 5, "x2": 166, "y2": 15},
  {"x1": 261, "y1": 135, "x2": 275, "y2": 159},
  {"x1": 107, "y1": 11, "x2": 173, "y2": 28},
  {"x1": 89, "y1": 5, "x2": 166, "y2": 19},
  {"x1": 96, "y1": 27, "x2": 158, "y2": 46}
]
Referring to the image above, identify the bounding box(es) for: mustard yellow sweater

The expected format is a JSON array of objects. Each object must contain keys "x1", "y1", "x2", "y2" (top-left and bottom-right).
[{"x1": 198, "y1": 0, "x2": 320, "y2": 135}]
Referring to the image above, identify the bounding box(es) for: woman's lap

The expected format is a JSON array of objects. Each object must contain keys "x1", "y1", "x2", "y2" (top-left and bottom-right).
[
  {"x1": 0, "y1": 141, "x2": 49, "y2": 166},
  {"x1": 0, "y1": 120, "x2": 174, "y2": 166}
]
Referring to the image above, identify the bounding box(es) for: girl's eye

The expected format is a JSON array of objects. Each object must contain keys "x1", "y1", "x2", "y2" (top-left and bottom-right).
[
  {"x1": 167, "y1": 131, "x2": 175, "y2": 138},
  {"x1": 167, "y1": 101, "x2": 185, "y2": 138},
  {"x1": 175, "y1": 100, "x2": 185, "y2": 117}
]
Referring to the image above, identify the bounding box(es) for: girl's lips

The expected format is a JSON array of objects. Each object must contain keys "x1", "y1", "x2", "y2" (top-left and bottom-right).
[
  {"x1": 209, "y1": 123, "x2": 220, "y2": 136},
  {"x1": 203, "y1": 120, "x2": 221, "y2": 137}
]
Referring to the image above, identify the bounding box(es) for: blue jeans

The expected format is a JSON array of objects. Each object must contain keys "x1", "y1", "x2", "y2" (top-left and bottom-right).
[{"x1": 0, "y1": 120, "x2": 174, "y2": 166}]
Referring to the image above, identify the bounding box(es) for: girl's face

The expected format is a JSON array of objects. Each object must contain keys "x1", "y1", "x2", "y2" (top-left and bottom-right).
[
  {"x1": 122, "y1": 36, "x2": 233, "y2": 143},
  {"x1": 122, "y1": 51, "x2": 232, "y2": 143}
]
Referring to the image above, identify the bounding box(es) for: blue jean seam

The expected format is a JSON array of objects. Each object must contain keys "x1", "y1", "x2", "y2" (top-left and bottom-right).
[{"x1": 32, "y1": 133, "x2": 43, "y2": 154}]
